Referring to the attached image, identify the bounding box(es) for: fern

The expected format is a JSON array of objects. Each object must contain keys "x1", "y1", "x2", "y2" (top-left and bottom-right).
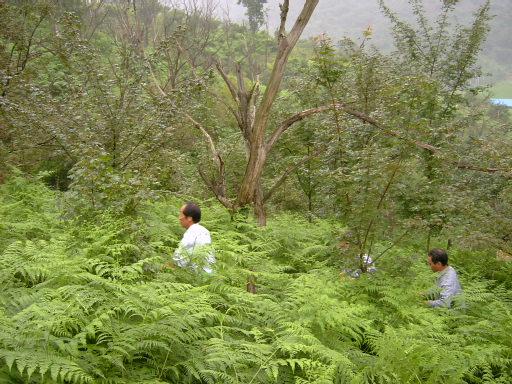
[
  {"x1": 0, "y1": 175, "x2": 61, "y2": 253},
  {"x1": 1, "y1": 184, "x2": 511, "y2": 383},
  {"x1": 0, "y1": 349, "x2": 95, "y2": 383}
]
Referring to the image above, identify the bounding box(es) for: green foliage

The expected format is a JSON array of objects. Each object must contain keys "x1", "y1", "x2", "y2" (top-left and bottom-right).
[
  {"x1": 2, "y1": 0, "x2": 508, "y2": 243},
  {"x1": 0, "y1": 172, "x2": 61, "y2": 252},
  {"x1": 0, "y1": 176, "x2": 511, "y2": 383},
  {"x1": 379, "y1": 0, "x2": 491, "y2": 99},
  {"x1": 274, "y1": 0, "x2": 512, "y2": 261}
]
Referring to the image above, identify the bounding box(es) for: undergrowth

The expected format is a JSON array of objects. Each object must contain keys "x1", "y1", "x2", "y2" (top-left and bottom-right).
[{"x1": 0, "y1": 176, "x2": 511, "y2": 383}]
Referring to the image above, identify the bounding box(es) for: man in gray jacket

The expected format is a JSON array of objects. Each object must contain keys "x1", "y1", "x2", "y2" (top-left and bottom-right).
[{"x1": 424, "y1": 248, "x2": 462, "y2": 308}]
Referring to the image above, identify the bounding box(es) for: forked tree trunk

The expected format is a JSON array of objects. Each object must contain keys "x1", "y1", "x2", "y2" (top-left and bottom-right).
[{"x1": 232, "y1": 0, "x2": 320, "y2": 223}]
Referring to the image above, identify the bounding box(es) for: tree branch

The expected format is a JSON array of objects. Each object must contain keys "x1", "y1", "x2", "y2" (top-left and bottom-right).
[
  {"x1": 372, "y1": 228, "x2": 411, "y2": 263},
  {"x1": 267, "y1": 102, "x2": 348, "y2": 150},
  {"x1": 278, "y1": 0, "x2": 289, "y2": 40},
  {"x1": 363, "y1": 155, "x2": 403, "y2": 253},
  {"x1": 198, "y1": 166, "x2": 233, "y2": 210},
  {"x1": 263, "y1": 145, "x2": 327, "y2": 203},
  {"x1": 234, "y1": 62, "x2": 257, "y2": 140},
  {"x1": 253, "y1": 0, "x2": 319, "y2": 140},
  {"x1": 343, "y1": 107, "x2": 512, "y2": 173},
  {"x1": 168, "y1": 44, "x2": 242, "y2": 126},
  {"x1": 187, "y1": 114, "x2": 230, "y2": 208},
  {"x1": 182, "y1": 112, "x2": 224, "y2": 174},
  {"x1": 286, "y1": 0, "x2": 319, "y2": 43},
  {"x1": 216, "y1": 61, "x2": 240, "y2": 104}
]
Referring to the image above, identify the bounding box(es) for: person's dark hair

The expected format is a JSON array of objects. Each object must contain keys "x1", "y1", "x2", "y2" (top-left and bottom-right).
[
  {"x1": 428, "y1": 248, "x2": 448, "y2": 265},
  {"x1": 182, "y1": 201, "x2": 201, "y2": 223}
]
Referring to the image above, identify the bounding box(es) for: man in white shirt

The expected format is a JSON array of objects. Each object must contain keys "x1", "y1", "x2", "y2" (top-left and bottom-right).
[{"x1": 174, "y1": 201, "x2": 214, "y2": 273}]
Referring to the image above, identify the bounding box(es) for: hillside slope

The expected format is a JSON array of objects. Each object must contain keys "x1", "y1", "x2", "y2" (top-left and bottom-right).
[{"x1": 221, "y1": 0, "x2": 510, "y2": 84}]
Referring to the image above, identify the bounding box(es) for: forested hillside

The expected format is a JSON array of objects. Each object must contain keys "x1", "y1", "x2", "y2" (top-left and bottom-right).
[
  {"x1": 1, "y1": 0, "x2": 512, "y2": 382},
  {"x1": 228, "y1": 0, "x2": 512, "y2": 86}
]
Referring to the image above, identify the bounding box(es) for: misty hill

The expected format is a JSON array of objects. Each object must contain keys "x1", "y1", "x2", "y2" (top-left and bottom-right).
[{"x1": 220, "y1": 0, "x2": 511, "y2": 84}]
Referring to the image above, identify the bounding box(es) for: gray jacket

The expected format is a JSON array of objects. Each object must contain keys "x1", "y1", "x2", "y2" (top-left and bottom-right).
[{"x1": 428, "y1": 266, "x2": 462, "y2": 307}]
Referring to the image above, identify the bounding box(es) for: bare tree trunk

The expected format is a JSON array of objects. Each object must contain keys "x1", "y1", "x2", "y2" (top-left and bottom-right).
[
  {"x1": 234, "y1": 0, "x2": 320, "y2": 220},
  {"x1": 254, "y1": 182, "x2": 266, "y2": 226}
]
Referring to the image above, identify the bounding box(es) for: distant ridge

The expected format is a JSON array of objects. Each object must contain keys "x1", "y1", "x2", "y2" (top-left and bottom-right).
[{"x1": 211, "y1": 0, "x2": 510, "y2": 83}]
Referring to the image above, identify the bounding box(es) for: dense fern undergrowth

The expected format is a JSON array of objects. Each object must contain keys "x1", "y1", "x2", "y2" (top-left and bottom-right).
[{"x1": 0, "y1": 177, "x2": 511, "y2": 384}]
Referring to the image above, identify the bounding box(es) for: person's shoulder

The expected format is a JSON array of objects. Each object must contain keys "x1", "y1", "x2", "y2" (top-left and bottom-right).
[
  {"x1": 443, "y1": 265, "x2": 459, "y2": 279},
  {"x1": 192, "y1": 223, "x2": 210, "y2": 234}
]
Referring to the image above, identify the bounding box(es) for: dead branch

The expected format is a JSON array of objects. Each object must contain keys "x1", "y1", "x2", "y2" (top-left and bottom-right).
[
  {"x1": 278, "y1": 0, "x2": 289, "y2": 40},
  {"x1": 182, "y1": 112, "x2": 224, "y2": 174},
  {"x1": 198, "y1": 166, "x2": 232, "y2": 209},
  {"x1": 215, "y1": 61, "x2": 239, "y2": 103}
]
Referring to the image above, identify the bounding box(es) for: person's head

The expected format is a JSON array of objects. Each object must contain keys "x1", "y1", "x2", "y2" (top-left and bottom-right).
[
  {"x1": 179, "y1": 201, "x2": 201, "y2": 229},
  {"x1": 427, "y1": 248, "x2": 448, "y2": 272}
]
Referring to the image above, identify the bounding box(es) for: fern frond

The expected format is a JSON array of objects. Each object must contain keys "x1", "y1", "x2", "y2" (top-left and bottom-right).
[{"x1": 0, "y1": 349, "x2": 96, "y2": 383}]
